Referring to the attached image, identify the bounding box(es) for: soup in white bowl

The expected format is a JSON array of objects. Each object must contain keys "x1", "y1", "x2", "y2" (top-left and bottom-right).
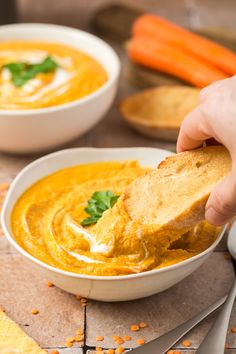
[
  {"x1": 0, "y1": 41, "x2": 107, "y2": 109},
  {"x1": 0, "y1": 24, "x2": 119, "y2": 153},
  {"x1": 1, "y1": 148, "x2": 225, "y2": 301}
]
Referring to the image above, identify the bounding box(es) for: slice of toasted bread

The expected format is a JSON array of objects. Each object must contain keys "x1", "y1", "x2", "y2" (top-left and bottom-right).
[
  {"x1": 123, "y1": 146, "x2": 231, "y2": 234},
  {"x1": 0, "y1": 309, "x2": 46, "y2": 353},
  {"x1": 119, "y1": 86, "x2": 200, "y2": 141}
]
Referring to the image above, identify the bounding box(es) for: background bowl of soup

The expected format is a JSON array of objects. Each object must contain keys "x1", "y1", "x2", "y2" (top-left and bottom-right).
[
  {"x1": 1, "y1": 147, "x2": 226, "y2": 302},
  {"x1": 0, "y1": 23, "x2": 120, "y2": 153}
]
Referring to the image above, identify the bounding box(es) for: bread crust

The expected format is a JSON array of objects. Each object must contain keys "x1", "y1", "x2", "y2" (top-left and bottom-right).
[{"x1": 123, "y1": 146, "x2": 231, "y2": 235}]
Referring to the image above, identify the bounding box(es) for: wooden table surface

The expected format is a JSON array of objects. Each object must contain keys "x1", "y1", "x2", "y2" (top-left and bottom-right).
[{"x1": 1, "y1": 1, "x2": 236, "y2": 353}]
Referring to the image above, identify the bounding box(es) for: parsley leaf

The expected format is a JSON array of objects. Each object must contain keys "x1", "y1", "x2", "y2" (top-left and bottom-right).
[
  {"x1": 81, "y1": 190, "x2": 119, "y2": 226},
  {"x1": 3, "y1": 56, "x2": 58, "y2": 87}
]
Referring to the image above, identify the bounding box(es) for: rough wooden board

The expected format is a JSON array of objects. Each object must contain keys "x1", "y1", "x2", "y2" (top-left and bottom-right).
[
  {"x1": 217, "y1": 233, "x2": 228, "y2": 251},
  {"x1": 1, "y1": 1, "x2": 235, "y2": 352},
  {"x1": 18, "y1": 0, "x2": 191, "y2": 31},
  {"x1": 87, "y1": 349, "x2": 236, "y2": 354},
  {"x1": 194, "y1": 0, "x2": 236, "y2": 30},
  {"x1": 0, "y1": 236, "x2": 15, "y2": 253},
  {"x1": 226, "y1": 305, "x2": 236, "y2": 348},
  {"x1": 86, "y1": 352, "x2": 187, "y2": 354},
  {"x1": 91, "y1": 0, "x2": 191, "y2": 42},
  {"x1": 47, "y1": 350, "x2": 83, "y2": 354},
  {"x1": 0, "y1": 154, "x2": 33, "y2": 182},
  {"x1": 0, "y1": 254, "x2": 84, "y2": 347},
  {"x1": 86, "y1": 253, "x2": 234, "y2": 348}
]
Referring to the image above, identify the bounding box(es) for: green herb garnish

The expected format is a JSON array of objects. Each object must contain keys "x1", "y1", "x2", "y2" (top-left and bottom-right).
[
  {"x1": 81, "y1": 190, "x2": 119, "y2": 226},
  {"x1": 3, "y1": 56, "x2": 58, "y2": 87}
]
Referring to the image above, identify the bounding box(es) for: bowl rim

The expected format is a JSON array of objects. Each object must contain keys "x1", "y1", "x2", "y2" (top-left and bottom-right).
[
  {"x1": 0, "y1": 23, "x2": 120, "y2": 115},
  {"x1": 1, "y1": 147, "x2": 226, "y2": 281}
]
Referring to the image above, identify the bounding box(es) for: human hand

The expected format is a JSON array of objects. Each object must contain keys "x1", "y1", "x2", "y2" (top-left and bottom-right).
[{"x1": 177, "y1": 75, "x2": 236, "y2": 225}]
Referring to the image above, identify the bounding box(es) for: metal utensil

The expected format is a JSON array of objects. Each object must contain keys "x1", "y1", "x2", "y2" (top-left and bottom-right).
[
  {"x1": 196, "y1": 223, "x2": 236, "y2": 354},
  {"x1": 130, "y1": 295, "x2": 226, "y2": 354}
]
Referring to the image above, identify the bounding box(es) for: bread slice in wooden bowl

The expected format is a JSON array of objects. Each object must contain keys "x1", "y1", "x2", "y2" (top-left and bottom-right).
[{"x1": 119, "y1": 85, "x2": 200, "y2": 141}]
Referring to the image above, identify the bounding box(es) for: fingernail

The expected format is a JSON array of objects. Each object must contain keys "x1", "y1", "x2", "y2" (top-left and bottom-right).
[{"x1": 205, "y1": 207, "x2": 228, "y2": 226}]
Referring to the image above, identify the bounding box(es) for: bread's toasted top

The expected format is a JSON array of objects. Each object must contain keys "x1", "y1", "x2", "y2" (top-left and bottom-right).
[
  {"x1": 120, "y1": 86, "x2": 200, "y2": 128},
  {"x1": 123, "y1": 146, "x2": 231, "y2": 230}
]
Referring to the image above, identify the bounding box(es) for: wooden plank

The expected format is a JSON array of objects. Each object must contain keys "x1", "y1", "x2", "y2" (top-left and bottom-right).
[
  {"x1": 194, "y1": 0, "x2": 236, "y2": 30},
  {"x1": 4, "y1": 2, "x2": 236, "y2": 353},
  {"x1": 86, "y1": 349, "x2": 236, "y2": 353},
  {"x1": 48, "y1": 350, "x2": 83, "y2": 353},
  {"x1": 226, "y1": 305, "x2": 236, "y2": 349},
  {"x1": 18, "y1": 0, "x2": 191, "y2": 30},
  {"x1": 0, "y1": 254, "x2": 84, "y2": 347},
  {"x1": 0, "y1": 236, "x2": 15, "y2": 253},
  {"x1": 0, "y1": 154, "x2": 32, "y2": 182},
  {"x1": 86, "y1": 253, "x2": 234, "y2": 349}
]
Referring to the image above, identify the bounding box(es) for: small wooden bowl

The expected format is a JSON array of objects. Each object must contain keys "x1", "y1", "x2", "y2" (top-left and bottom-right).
[{"x1": 119, "y1": 86, "x2": 200, "y2": 142}]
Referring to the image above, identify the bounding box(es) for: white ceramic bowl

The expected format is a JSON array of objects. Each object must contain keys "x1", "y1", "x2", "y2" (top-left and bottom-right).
[
  {"x1": 1, "y1": 148, "x2": 225, "y2": 302},
  {"x1": 0, "y1": 24, "x2": 120, "y2": 154}
]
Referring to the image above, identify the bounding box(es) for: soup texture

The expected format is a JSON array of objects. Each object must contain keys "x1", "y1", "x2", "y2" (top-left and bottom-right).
[
  {"x1": 0, "y1": 41, "x2": 107, "y2": 109},
  {"x1": 11, "y1": 161, "x2": 219, "y2": 276}
]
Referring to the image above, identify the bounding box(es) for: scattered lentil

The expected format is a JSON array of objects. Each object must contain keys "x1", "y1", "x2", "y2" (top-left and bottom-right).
[
  {"x1": 130, "y1": 324, "x2": 139, "y2": 332},
  {"x1": 139, "y1": 322, "x2": 148, "y2": 328},
  {"x1": 116, "y1": 338, "x2": 124, "y2": 345},
  {"x1": 0, "y1": 183, "x2": 9, "y2": 191},
  {"x1": 112, "y1": 336, "x2": 120, "y2": 341},
  {"x1": 31, "y1": 308, "x2": 39, "y2": 315},
  {"x1": 66, "y1": 341, "x2": 73, "y2": 348},
  {"x1": 182, "y1": 339, "x2": 191, "y2": 347},
  {"x1": 47, "y1": 281, "x2": 54, "y2": 287},
  {"x1": 96, "y1": 335, "x2": 104, "y2": 341},
  {"x1": 74, "y1": 334, "x2": 84, "y2": 342},
  {"x1": 124, "y1": 335, "x2": 131, "y2": 341},
  {"x1": 107, "y1": 350, "x2": 115, "y2": 354},
  {"x1": 76, "y1": 328, "x2": 84, "y2": 335},
  {"x1": 137, "y1": 338, "x2": 145, "y2": 345}
]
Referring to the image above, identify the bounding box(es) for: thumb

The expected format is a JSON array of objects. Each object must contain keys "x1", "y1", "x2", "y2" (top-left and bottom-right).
[{"x1": 205, "y1": 171, "x2": 236, "y2": 225}]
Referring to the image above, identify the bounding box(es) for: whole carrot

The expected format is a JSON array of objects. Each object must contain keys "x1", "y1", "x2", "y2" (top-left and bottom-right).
[
  {"x1": 128, "y1": 36, "x2": 228, "y2": 88},
  {"x1": 133, "y1": 14, "x2": 236, "y2": 75}
]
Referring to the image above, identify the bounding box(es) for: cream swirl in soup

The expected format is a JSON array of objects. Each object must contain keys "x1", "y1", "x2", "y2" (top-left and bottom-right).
[
  {"x1": 0, "y1": 41, "x2": 107, "y2": 109},
  {"x1": 11, "y1": 161, "x2": 219, "y2": 276}
]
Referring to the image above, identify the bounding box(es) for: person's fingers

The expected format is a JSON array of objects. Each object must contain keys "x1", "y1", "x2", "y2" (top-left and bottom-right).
[
  {"x1": 177, "y1": 106, "x2": 212, "y2": 153},
  {"x1": 200, "y1": 77, "x2": 231, "y2": 102},
  {"x1": 205, "y1": 171, "x2": 236, "y2": 225},
  {"x1": 200, "y1": 82, "x2": 221, "y2": 102}
]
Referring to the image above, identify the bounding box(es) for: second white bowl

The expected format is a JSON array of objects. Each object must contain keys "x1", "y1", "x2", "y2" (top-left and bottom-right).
[
  {"x1": 0, "y1": 24, "x2": 120, "y2": 153},
  {"x1": 1, "y1": 148, "x2": 225, "y2": 301}
]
